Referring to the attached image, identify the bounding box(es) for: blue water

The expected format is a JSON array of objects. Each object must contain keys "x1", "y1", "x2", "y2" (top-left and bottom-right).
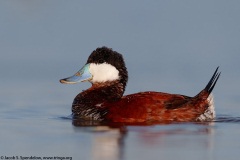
[{"x1": 0, "y1": 110, "x2": 240, "y2": 160}]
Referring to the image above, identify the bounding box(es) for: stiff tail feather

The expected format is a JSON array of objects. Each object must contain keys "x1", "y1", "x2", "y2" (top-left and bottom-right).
[{"x1": 204, "y1": 67, "x2": 221, "y2": 95}]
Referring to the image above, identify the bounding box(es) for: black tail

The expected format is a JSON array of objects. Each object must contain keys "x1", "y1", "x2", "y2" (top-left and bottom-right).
[{"x1": 204, "y1": 67, "x2": 221, "y2": 94}]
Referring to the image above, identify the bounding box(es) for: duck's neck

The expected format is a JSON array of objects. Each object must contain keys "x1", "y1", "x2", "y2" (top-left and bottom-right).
[
  {"x1": 73, "y1": 80, "x2": 125, "y2": 105},
  {"x1": 71, "y1": 81, "x2": 124, "y2": 120}
]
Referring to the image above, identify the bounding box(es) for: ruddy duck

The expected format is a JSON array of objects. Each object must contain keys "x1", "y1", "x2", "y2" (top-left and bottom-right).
[{"x1": 60, "y1": 47, "x2": 220, "y2": 123}]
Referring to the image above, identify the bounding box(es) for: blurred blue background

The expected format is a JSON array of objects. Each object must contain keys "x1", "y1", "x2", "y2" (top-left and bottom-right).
[
  {"x1": 0, "y1": 1, "x2": 240, "y2": 159},
  {"x1": 1, "y1": 0, "x2": 239, "y2": 115}
]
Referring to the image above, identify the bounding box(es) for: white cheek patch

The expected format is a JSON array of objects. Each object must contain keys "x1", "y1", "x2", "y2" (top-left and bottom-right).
[{"x1": 89, "y1": 63, "x2": 119, "y2": 83}]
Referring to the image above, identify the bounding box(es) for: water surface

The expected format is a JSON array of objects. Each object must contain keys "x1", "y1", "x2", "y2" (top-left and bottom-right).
[{"x1": 0, "y1": 110, "x2": 240, "y2": 160}]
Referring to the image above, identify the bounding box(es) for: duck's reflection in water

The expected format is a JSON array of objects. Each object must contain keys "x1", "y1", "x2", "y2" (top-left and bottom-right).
[
  {"x1": 72, "y1": 119, "x2": 215, "y2": 160},
  {"x1": 73, "y1": 120, "x2": 127, "y2": 160}
]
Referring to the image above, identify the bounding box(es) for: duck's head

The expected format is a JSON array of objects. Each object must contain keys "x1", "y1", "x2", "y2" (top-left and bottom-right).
[{"x1": 60, "y1": 47, "x2": 128, "y2": 89}]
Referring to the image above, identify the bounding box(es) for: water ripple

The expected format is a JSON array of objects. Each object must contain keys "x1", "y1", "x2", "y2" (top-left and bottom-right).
[{"x1": 214, "y1": 115, "x2": 240, "y2": 123}]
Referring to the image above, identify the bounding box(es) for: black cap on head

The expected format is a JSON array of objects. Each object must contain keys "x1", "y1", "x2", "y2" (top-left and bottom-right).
[{"x1": 87, "y1": 47, "x2": 128, "y2": 89}]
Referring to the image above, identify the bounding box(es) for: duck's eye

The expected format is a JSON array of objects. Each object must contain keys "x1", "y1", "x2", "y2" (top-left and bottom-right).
[{"x1": 98, "y1": 59, "x2": 104, "y2": 63}]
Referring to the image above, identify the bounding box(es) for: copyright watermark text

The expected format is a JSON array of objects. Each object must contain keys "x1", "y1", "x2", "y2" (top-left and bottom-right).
[{"x1": 0, "y1": 156, "x2": 72, "y2": 160}]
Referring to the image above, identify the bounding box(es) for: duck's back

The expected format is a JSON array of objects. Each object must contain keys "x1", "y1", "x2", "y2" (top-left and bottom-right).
[{"x1": 104, "y1": 91, "x2": 213, "y2": 123}]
